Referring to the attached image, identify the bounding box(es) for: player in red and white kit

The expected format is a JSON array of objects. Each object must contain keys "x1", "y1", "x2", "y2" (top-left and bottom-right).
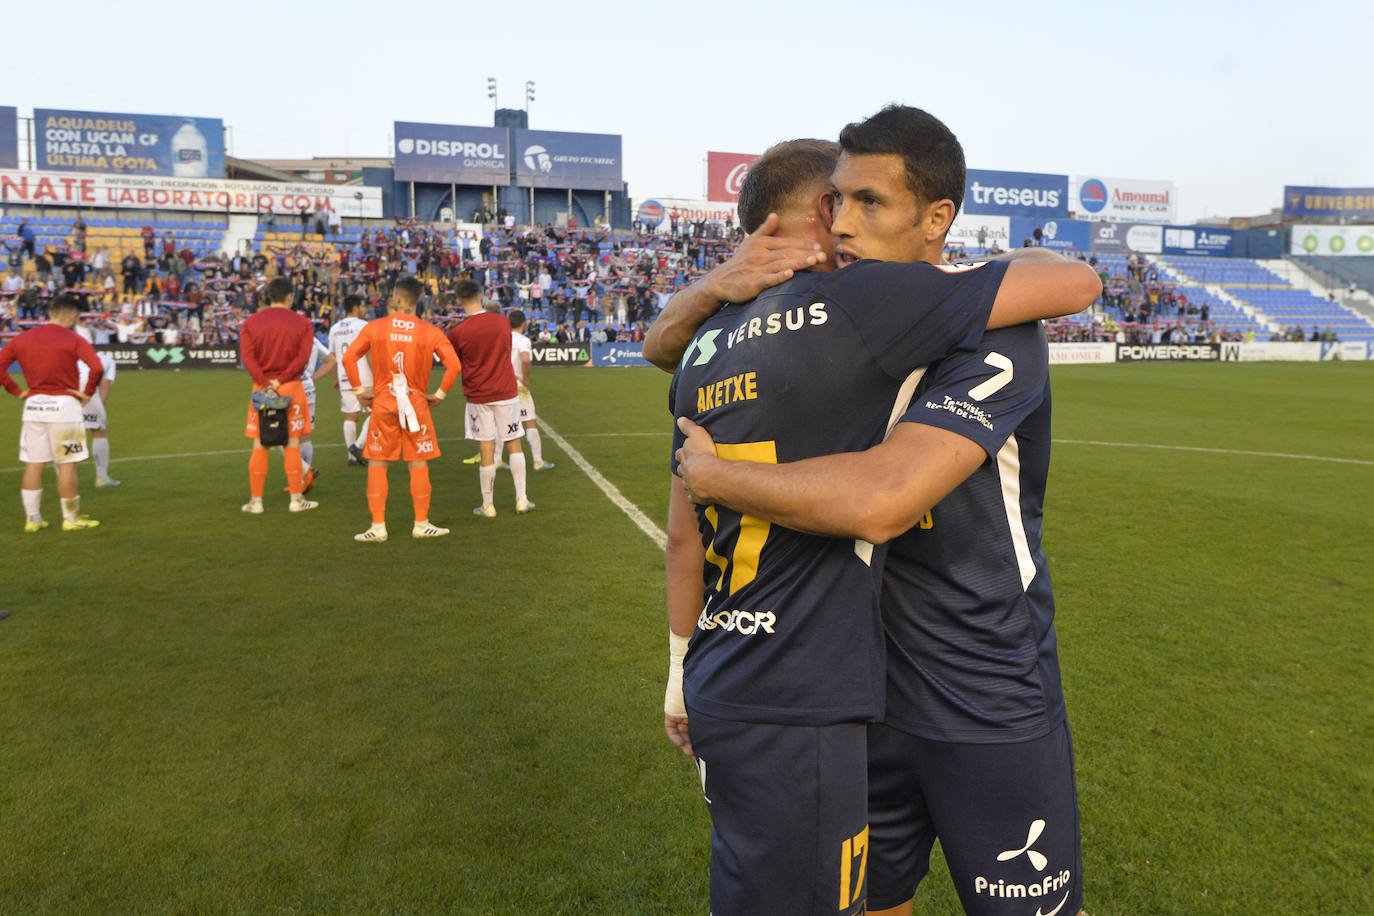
[
  {"x1": 445, "y1": 280, "x2": 532, "y2": 517},
  {"x1": 0, "y1": 294, "x2": 104, "y2": 531},
  {"x1": 239, "y1": 277, "x2": 317, "y2": 515},
  {"x1": 342, "y1": 276, "x2": 461, "y2": 542}
]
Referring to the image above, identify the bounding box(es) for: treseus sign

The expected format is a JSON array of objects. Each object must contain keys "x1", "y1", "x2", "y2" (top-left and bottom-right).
[
  {"x1": 707, "y1": 152, "x2": 758, "y2": 203},
  {"x1": 514, "y1": 130, "x2": 622, "y2": 192},
  {"x1": 393, "y1": 122, "x2": 510, "y2": 185},
  {"x1": 963, "y1": 169, "x2": 1068, "y2": 218},
  {"x1": 34, "y1": 108, "x2": 225, "y2": 178}
]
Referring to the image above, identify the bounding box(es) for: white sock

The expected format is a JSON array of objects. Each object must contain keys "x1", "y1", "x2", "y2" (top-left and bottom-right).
[
  {"x1": 343, "y1": 419, "x2": 357, "y2": 449},
  {"x1": 526, "y1": 428, "x2": 544, "y2": 465},
  {"x1": 479, "y1": 463, "x2": 496, "y2": 508},
  {"x1": 510, "y1": 451, "x2": 527, "y2": 501},
  {"x1": 301, "y1": 440, "x2": 314, "y2": 469},
  {"x1": 93, "y1": 437, "x2": 111, "y2": 478},
  {"x1": 21, "y1": 488, "x2": 42, "y2": 520},
  {"x1": 355, "y1": 414, "x2": 371, "y2": 446},
  {"x1": 61, "y1": 496, "x2": 80, "y2": 522}
]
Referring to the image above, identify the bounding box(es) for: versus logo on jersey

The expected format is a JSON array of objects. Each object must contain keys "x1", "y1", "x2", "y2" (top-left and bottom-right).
[{"x1": 681, "y1": 303, "x2": 829, "y2": 368}]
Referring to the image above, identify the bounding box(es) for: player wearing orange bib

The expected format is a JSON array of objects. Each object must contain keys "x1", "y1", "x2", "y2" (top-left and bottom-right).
[{"x1": 342, "y1": 275, "x2": 461, "y2": 542}]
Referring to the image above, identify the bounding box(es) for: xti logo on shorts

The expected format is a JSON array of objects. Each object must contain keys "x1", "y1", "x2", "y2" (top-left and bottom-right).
[{"x1": 62, "y1": 442, "x2": 84, "y2": 455}]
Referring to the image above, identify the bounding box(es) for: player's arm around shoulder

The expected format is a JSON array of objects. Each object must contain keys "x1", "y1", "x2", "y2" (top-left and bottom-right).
[
  {"x1": 987, "y1": 249, "x2": 1102, "y2": 325},
  {"x1": 643, "y1": 214, "x2": 825, "y2": 371},
  {"x1": 676, "y1": 416, "x2": 982, "y2": 545}
]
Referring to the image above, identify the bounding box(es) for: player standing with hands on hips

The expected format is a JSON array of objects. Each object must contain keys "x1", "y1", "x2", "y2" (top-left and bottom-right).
[{"x1": 0, "y1": 293, "x2": 104, "y2": 531}]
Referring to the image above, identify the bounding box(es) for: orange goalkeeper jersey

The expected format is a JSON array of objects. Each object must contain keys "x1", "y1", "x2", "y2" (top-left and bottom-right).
[{"x1": 342, "y1": 313, "x2": 461, "y2": 399}]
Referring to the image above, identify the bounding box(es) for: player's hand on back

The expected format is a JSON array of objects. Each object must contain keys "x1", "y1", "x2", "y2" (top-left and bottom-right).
[
  {"x1": 703, "y1": 213, "x2": 826, "y2": 305},
  {"x1": 67, "y1": 387, "x2": 91, "y2": 405},
  {"x1": 675, "y1": 417, "x2": 720, "y2": 505}
]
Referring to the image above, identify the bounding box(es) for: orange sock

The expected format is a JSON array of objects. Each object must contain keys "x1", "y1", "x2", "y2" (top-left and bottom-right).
[
  {"x1": 409, "y1": 464, "x2": 431, "y2": 522},
  {"x1": 367, "y1": 463, "x2": 388, "y2": 524},
  {"x1": 249, "y1": 447, "x2": 269, "y2": 498},
  {"x1": 283, "y1": 447, "x2": 303, "y2": 494}
]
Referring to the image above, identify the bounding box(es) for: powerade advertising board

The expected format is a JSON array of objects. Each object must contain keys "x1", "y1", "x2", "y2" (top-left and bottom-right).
[
  {"x1": 513, "y1": 130, "x2": 622, "y2": 192},
  {"x1": 962, "y1": 169, "x2": 1068, "y2": 218},
  {"x1": 34, "y1": 108, "x2": 225, "y2": 178},
  {"x1": 0, "y1": 106, "x2": 16, "y2": 169},
  {"x1": 393, "y1": 122, "x2": 510, "y2": 185}
]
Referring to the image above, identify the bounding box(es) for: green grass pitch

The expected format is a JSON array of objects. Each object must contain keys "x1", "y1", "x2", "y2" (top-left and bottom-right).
[{"x1": 2, "y1": 361, "x2": 1371, "y2": 913}]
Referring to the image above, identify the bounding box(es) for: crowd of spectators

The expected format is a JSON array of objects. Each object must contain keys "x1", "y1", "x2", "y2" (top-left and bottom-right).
[
  {"x1": 3, "y1": 212, "x2": 1348, "y2": 347},
  {"x1": 1, "y1": 214, "x2": 747, "y2": 346}
]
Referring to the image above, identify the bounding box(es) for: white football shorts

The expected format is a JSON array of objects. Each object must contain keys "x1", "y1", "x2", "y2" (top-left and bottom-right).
[
  {"x1": 21, "y1": 421, "x2": 88, "y2": 464},
  {"x1": 340, "y1": 388, "x2": 366, "y2": 414},
  {"x1": 465, "y1": 397, "x2": 524, "y2": 443},
  {"x1": 82, "y1": 393, "x2": 108, "y2": 431},
  {"x1": 517, "y1": 389, "x2": 536, "y2": 423}
]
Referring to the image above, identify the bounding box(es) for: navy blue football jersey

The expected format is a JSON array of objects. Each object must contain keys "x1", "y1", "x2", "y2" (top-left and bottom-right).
[
  {"x1": 670, "y1": 260, "x2": 1008, "y2": 726},
  {"x1": 880, "y1": 321, "x2": 1067, "y2": 742}
]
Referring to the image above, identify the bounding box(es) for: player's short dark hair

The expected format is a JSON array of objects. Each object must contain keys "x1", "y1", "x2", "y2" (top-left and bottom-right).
[
  {"x1": 737, "y1": 139, "x2": 840, "y2": 234},
  {"x1": 454, "y1": 279, "x2": 482, "y2": 303},
  {"x1": 343, "y1": 294, "x2": 365, "y2": 314},
  {"x1": 839, "y1": 105, "x2": 965, "y2": 212},
  {"x1": 49, "y1": 293, "x2": 82, "y2": 315},
  {"x1": 393, "y1": 275, "x2": 423, "y2": 307},
  {"x1": 266, "y1": 277, "x2": 293, "y2": 303},
  {"x1": 508, "y1": 309, "x2": 526, "y2": 330}
]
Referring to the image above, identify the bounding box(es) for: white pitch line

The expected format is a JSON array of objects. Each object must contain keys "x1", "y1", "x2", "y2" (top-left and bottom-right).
[
  {"x1": 1054, "y1": 438, "x2": 1374, "y2": 467},
  {"x1": 537, "y1": 420, "x2": 668, "y2": 550}
]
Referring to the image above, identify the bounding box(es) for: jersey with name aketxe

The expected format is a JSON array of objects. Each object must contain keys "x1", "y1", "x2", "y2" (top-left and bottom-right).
[
  {"x1": 670, "y1": 260, "x2": 1008, "y2": 727},
  {"x1": 882, "y1": 321, "x2": 1065, "y2": 743}
]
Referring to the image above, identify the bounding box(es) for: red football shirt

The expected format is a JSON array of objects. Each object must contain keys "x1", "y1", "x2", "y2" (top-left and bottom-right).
[
  {"x1": 240, "y1": 307, "x2": 314, "y2": 387},
  {"x1": 0, "y1": 323, "x2": 103, "y2": 398},
  {"x1": 446, "y1": 311, "x2": 517, "y2": 403}
]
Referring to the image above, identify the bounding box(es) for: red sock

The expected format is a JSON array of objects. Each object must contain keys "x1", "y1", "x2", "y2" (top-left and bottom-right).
[
  {"x1": 249, "y1": 447, "x2": 269, "y2": 498},
  {"x1": 367, "y1": 463, "x2": 388, "y2": 524},
  {"x1": 409, "y1": 464, "x2": 431, "y2": 522}
]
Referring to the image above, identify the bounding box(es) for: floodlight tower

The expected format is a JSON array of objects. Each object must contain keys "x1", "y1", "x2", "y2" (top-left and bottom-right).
[
  {"x1": 525, "y1": 81, "x2": 535, "y2": 113},
  {"x1": 487, "y1": 78, "x2": 497, "y2": 110}
]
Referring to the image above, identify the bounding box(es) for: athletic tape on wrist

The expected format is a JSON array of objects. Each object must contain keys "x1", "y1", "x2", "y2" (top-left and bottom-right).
[{"x1": 665, "y1": 630, "x2": 690, "y2": 718}]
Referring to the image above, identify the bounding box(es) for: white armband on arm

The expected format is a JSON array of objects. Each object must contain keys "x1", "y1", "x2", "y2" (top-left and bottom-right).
[{"x1": 665, "y1": 630, "x2": 690, "y2": 718}]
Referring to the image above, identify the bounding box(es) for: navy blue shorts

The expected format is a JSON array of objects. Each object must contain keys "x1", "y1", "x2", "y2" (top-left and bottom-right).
[
  {"x1": 689, "y1": 708, "x2": 870, "y2": 916},
  {"x1": 866, "y1": 719, "x2": 1083, "y2": 915}
]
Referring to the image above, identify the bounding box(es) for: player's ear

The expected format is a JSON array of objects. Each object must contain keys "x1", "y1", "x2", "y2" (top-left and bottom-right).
[{"x1": 921, "y1": 199, "x2": 956, "y2": 243}]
